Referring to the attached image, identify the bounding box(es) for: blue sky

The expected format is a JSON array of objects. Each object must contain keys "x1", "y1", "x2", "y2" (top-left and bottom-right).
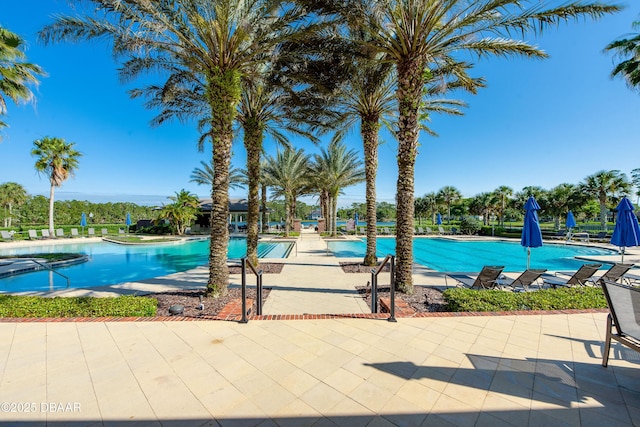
[{"x1": 1, "y1": 1, "x2": 639, "y2": 207}]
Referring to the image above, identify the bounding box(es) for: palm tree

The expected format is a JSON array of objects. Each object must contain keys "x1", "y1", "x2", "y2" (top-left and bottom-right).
[
  {"x1": 361, "y1": 0, "x2": 620, "y2": 292},
  {"x1": 160, "y1": 189, "x2": 200, "y2": 235},
  {"x1": 189, "y1": 161, "x2": 244, "y2": 191},
  {"x1": 40, "y1": 0, "x2": 316, "y2": 296},
  {"x1": 0, "y1": 182, "x2": 28, "y2": 228},
  {"x1": 310, "y1": 140, "x2": 365, "y2": 237},
  {"x1": 31, "y1": 137, "x2": 82, "y2": 235},
  {"x1": 436, "y1": 186, "x2": 461, "y2": 225},
  {"x1": 605, "y1": 19, "x2": 640, "y2": 91},
  {"x1": 547, "y1": 183, "x2": 581, "y2": 229},
  {"x1": 263, "y1": 147, "x2": 310, "y2": 237},
  {"x1": 492, "y1": 186, "x2": 513, "y2": 227},
  {"x1": 580, "y1": 170, "x2": 632, "y2": 230},
  {"x1": 0, "y1": 27, "x2": 45, "y2": 134},
  {"x1": 468, "y1": 192, "x2": 495, "y2": 226}
]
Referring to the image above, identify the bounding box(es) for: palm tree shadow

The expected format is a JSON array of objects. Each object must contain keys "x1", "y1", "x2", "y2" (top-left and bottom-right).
[{"x1": 364, "y1": 350, "x2": 640, "y2": 408}]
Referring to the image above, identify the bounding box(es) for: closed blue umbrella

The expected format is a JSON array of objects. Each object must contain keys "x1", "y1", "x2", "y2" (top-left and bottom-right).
[
  {"x1": 436, "y1": 213, "x2": 442, "y2": 225},
  {"x1": 80, "y1": 212, "x2": 87, "y2": 227},
  {"x1": 521, "y1": 196, "x2": 543, "y2": 269},
  {"x1": 610, "y1": 196, "x2": 640, "y2": 263},
  {"x1": 566, "y1": 211, "x2": 576, "y2": 230},
  {"x1": 126, "y1": 213, "x2": 131, "y2": 232}
]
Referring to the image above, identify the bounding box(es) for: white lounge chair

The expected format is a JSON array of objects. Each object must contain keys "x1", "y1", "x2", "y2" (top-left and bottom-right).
[
  {"x1": 88, "y1": 228, "x2": 96, "y2": 237},
  {"x1": 0, "y1": 230, "x2": 13, "y2": 241},
  {"x1": 101, "y1": 228, "x2": 109, "y2": 236},
  {"x1": 70, "y1": 228, "x2": 79, "y2": 238},
  {"x1": 41, "y1": 229, "x2": 51, "y2": 239},
  {"x1": 28, "y1": 229, "x2": 39, "y2": 240},
  {"x1": 56, "y1": 228, "x2": 64, "y2": 238}
]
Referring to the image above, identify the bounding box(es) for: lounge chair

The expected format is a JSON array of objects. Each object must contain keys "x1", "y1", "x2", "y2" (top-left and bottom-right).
[
  {"x1": 416, "y1": 227, "x2": 424, "y2": 235},
  {"x1": 118, "y1": 228, "x2": 125, "y2": 235},
  {"x1": 70, "y1": 228, "x2": 79, "y2": 238},
  {"x1": 446, "y1": 265, "x2": 505, "y2": 290},
  {"x1": 423, "y1": 227, "x2": 432, "y2": 235},
  {"x1": 382, "y1": 227, "x2": 390, "y2": 235},
  {"x1": 542, "y1": 263, "x2": 602, "y2": 289},
  {"x1": 500, "y1": 269, "x2": 547, "y2": 292},
  {"x1": 56, "y1": 228, "x2": 64, "y2": 238},
  {"x1": 599, "y1": 279, "x2": 640, "y2": 367},
  {"x1": 596, "y1": 263, "x2": 635, "y2": 284},
  {"x1": 41, "y1": 229, "x2": 51, "y2": 239},
  {"x1": 101, "y1": 228, "x2": 108, "y2": 236},
  {"x1": 28, "y1": 229, "x2": 39, "y2": 240},
  {"x1": 438, "y1": 226, "x2": 446, "y2": 235},
  {"x1": 451, "y1": 227, "x2": 459, "y2": 235},
  {"x1": 88, "y1": 228, "x2": 95, "y2": 237},
  {"x1": 0, "y1": 230, "x2": 13, "y2": 241}
]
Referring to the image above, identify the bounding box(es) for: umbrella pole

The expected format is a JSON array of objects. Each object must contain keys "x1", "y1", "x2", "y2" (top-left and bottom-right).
[
  {"x1": 527, "y1": 248, "x2": 530, "y2": 270},
  {"x1": 621, "y1": 248, "x2": 625, "y2": 264}
]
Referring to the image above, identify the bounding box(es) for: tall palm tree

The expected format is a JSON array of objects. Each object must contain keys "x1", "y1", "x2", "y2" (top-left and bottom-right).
[
  {"x1": 189, "y1": 161, "x2": 244, "y2": 191},
  {"x1": 580, "y1": 170, "x2": 632, "y2": 230},
  {"x1": 263, "y1": 147, "x2": 310, "y2": 237},
  {"x1": 40, "y1": 0, "x2": 316, "y2": 296},
  {"x1": 468, "y1": 192, "x2": 495, "y2": 226},
  {"x1": 547, "y1": 183, "x2": 581, "y2": 229},
  {"x1": 0, "y1": 182, "x2": 28, "y2": 228},
  {"x1": 31, "y1": 137, "x2": 82, "y2": 235},
  {"x1": 0, "y1": 27, "x2": 45, "y2": 134},
  {"x1": 436, "y1": 186, "x2": 461, "y2": 225},
  {"x1": 605, "y1": 19, "x2": 640, "y2": 91},
  {"x1": 310, "y1": 140, "x2": 365, "y2": 237},
  {"x1": 492, "y1": 186, "x2": 513, "y2": 227},
  {"x1": 361, "y1": 0, "x2": 620, "y2": 292}
]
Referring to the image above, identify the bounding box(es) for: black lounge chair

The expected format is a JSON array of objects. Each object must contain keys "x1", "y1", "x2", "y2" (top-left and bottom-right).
[
  {"x1": 600, "y1": 279, "x2": 640, "y2": 367},
  {"x1": 446, "y1": 265, "x2": 505, "y2": 290},
  {"x1": 542, "y1": 263, "x2": 602, "y2": 289},
  {"x1": 501, "y1": 269, "x2": 547, "y2": 292},
  {"x1": 598, "y1": 263, "x2": 635, "y2": 283}
]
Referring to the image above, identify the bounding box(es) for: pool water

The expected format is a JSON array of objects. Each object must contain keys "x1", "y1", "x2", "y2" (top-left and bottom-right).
[
  {"x1": 0, "y1": 238, "x2": 292, "y2": 293},
  {"x1": 328, "y1": 238, "x2": 616, "y2": 272}
]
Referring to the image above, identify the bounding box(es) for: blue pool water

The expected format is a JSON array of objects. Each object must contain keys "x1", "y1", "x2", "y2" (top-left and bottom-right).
[
  {"x1": 0, "y1": 238, "x2": 292, "y2": 292},
  {"x1": 328, "y1": 238, "x2": 616, "y2": 272}
]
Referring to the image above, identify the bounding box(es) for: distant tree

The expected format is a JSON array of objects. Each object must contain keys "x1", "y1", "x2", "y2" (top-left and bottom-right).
[
  {"x1": 0, "y1": 182, "x2": 28, "y2": 227},
  {"x1": 547, "y1": 183, "x2": 581, "y2": 229},
  {"x1": 263, "y1": 148, "x2": 310, "y2": 237},
  {"x1": 437, "y1": 186, "x2": 462, "y2": 224},
  {"x1": 492, "y1": 186, "x2": 513, "y2": 226},
  {"x1": 631, "y1": 168, "x2": 640, "y2": 203},
  {"x1": 604, "y1": 19, "x2": 640, "y2": 92},
  {"x1": 31, "y1": 137, "x2": 81, "y2": 235},
  {"x1": 580, "y1": 170, "x2": 632, "y2": 229},
  {"x1": 468, "y1": 192, "x2": 495, "y2": 226},
  {"x1": 159, "y1": 189, "x2": 199, "y2": 235},
  {"x1": 0, "y1": 27, "x2": 45, "y2": 135}
]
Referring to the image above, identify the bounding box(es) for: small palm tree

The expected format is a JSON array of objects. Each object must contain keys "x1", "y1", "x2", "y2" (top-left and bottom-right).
[
  {"x1": 31, "y1": 137, "x2": 82, "y2": 235},
  {"x1": 580, "y1": 170, "x2": 632, "y2": 230},
  {"x1": 605, "y1": 19, "x2": 640, "y2": 92},
  {"x1": 547, "y1": 183, "x2": 581, "y2": 229},
  {"x1": 0, "y1": 27, "x2": 45, "y2": 135},
  {"x1": 0, "y1": 182, "x2": 28, "y2": 228},
  {"x1": 436, "y1": 186, "x2": 462, "y2": 224},
  {"x1": 263, "y1": 148, "x2": 310, "y2": 237},
  {"x1": 492, "y1": 186, "x2": 513, "y2": 227},
  {"x1": 160, "y1": 189, "x2": 200, "y2": 235}
]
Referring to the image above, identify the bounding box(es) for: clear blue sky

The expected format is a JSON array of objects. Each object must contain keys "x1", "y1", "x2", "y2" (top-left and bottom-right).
[{"x1": 1, "y1": 1, "x2": 639, "y2": 207}]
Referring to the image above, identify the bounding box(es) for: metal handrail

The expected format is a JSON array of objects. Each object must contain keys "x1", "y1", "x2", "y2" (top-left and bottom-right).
[
  {"x1": 370, "y1": 254, "x2": 397, "y2": 322},
  {"x1": 240, "y1": 257, "x2": 264, "y2": 323},
  {"x1": 26, "y1": 258, "x2": 71, "y2": 288}
]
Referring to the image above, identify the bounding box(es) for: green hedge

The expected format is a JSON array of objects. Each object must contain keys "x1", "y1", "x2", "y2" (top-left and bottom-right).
[
  {"x1": 443, "y1": 287, "x2": 607, "y2": 312},
  {"x1": 0, "y1": 295, "x2": 157, "y2": 318}
]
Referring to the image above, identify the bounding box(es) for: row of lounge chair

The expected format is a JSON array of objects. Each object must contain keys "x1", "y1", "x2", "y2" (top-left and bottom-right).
[
  {"x1": 1, "y1": 228, "x2": 126, "y2": 241},
  {"x1": 357, "y1": 226, "x2": 457, "y2": 236},
  {"x1": 446, "y1": 262, "x2": 637, "y2": 292}
]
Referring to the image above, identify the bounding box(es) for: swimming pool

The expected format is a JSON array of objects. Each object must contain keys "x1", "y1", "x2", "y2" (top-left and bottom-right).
[
  {"x1": 0, "y1": 238, "x2": 292, "y2": 293},
  {"x1": 328, "y1": 238, "x2": 616, "y2": 272}
]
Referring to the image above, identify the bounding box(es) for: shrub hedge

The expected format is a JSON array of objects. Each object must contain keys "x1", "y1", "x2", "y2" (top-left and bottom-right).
[
  {"x1": 0, "y1": 295, "x2": 157, "y2": 318},
  {"x1": 443, "y1": 286, "x2": 608, "y2": 312}
]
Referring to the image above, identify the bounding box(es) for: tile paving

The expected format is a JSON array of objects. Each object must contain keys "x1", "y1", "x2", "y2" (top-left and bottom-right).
[{"x1": 0, "y1": 230, "x2": 639, "y2": 425}]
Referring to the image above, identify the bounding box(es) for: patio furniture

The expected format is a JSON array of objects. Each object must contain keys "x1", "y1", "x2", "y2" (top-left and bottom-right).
[
  {"x1": 597, "y1": 263, "x2": 635, "y2": 284},
  {"x1": 438, "y1": 226, "x2": 446, "y2": 235},
  {"x1": 600, "y1": 279, "x2": 640, "y2": 367},
  {"x1": 416, "y1": 227, "x2": 424, "y2": 235},
  {"x1": 71, "y1": 228, "x2": 79, "y2": 238},
  {"x1": 56, "y1": 228, "x2": 64, "y2": 238},
  {"x1": 88, "y1": 228, "x2": 96, "y2": 237},
  {"x1": 118, "y1": 228, "x2": 125, "y2": 235},
  {"x1": 28, "y1": 229, "x2": 39, "y2": 240},
  {"x1": 542, "y1": 263, "x2": 602, "y2": 289},
  {"x1": 41, "y1": 229, "x2": 51, "y2": 239},
  {"x1": 101, "y1": 228, "x2": 108, "y2": 236},
  {"x1": 0, "y1": 230, "x2": 13, "y2": 241},
  {"x1": 446, "y1": 265, "x2": 505, "y2": 290},
  {"x1": 500, "y1": 269, "x2": 547, "y2": 292}
]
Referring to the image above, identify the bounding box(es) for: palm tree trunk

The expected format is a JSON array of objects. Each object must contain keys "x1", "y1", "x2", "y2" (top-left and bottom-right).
[
  {"x1": 362, "y1": 116, "x2": 379, "y2": 266},
  {"x1": 395, "y1": 58, "x2": 424, "y2": 294},
  {"x1": 261, "y1": 184, "x2": 268, "y2": 232},
  {"x1": 206, "y1": 69, "x2": 240, "y2": 296},
  {"x1": 244, "y1": 123, "x2": 262, "y2": 266},
  {"x1": 48, "y1": 183, "x2": 55, "y2": 235},
  {"x1": 332, "y1": 194, "x2": 338, "y2": 238},
  {"x1": 7, "y1": 202, "x2": 12, "y2": 228},
  {"x1": 599, "y1": 197, "x2": 607, "y2": 230}
]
